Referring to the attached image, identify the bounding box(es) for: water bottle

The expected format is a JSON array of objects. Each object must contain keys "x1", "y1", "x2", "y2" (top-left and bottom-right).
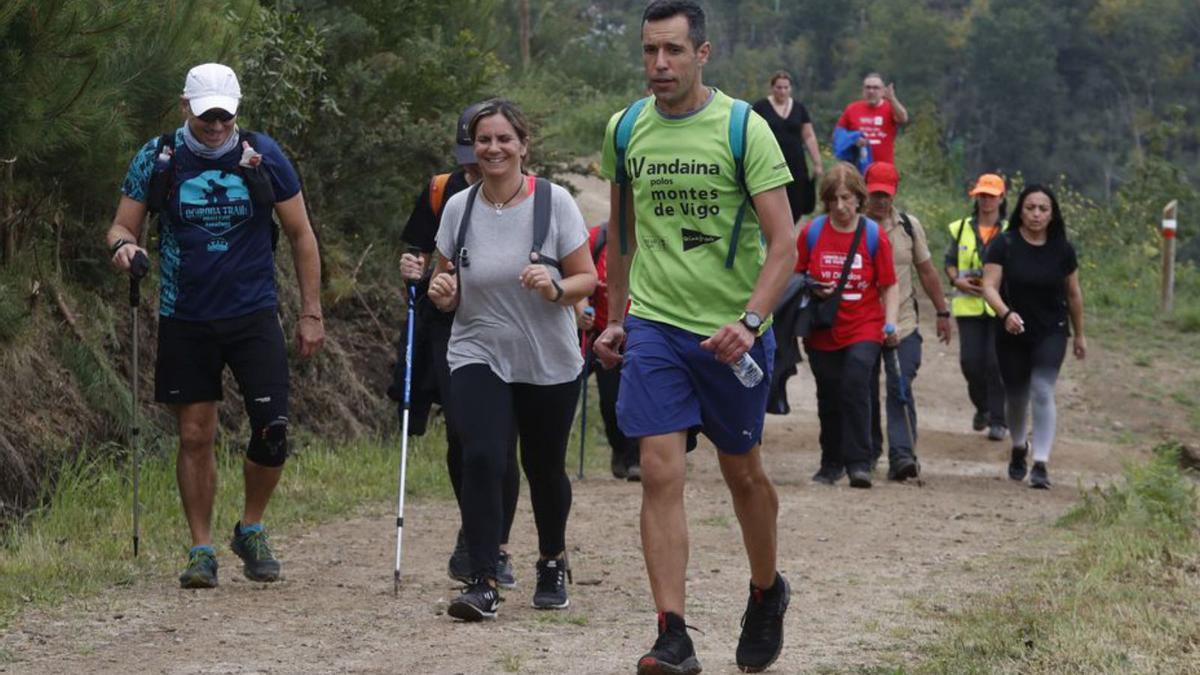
[{"x1": 731, "y1": 352, "x2": 763, "y2": 388}]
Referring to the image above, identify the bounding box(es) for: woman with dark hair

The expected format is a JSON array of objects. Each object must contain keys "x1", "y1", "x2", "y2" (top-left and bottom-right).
[
  {"x1": 945, "y1": 173, "x2": 1009, "y2": 441},
  {"x1": 753, "y1": 70, "x2": 822, "y2": 222},
  {"x1": 427, "y1": 98, "x2": 597, "y2": 619},
  {"x1": 981, "y1": 184, "x2": 1086, "y2": 489},
  {"x1": 797, "y1": 162, "x2": 898, "y2": 488}
]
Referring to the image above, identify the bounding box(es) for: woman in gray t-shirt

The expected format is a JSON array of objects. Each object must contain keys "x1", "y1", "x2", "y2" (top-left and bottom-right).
[{"x1": 428, "y1": 99, "x2": 596, "y2": 622}]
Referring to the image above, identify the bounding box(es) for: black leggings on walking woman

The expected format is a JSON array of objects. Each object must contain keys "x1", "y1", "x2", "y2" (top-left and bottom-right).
[{"x1": 451, "y1": 363, "x2": 578, "y2": 579}]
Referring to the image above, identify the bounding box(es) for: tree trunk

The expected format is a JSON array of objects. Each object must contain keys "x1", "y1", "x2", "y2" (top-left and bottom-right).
[
  {"x1": 519, "y1": 0, "x2": 531, "y2": 71},
  {"x1": 2, "y1": 160, "x2": 14, "y2": 267}
]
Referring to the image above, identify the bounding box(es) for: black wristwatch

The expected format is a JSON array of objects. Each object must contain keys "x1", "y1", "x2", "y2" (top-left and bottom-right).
[
  {"x1": 740, "y1": 310, "x2": 763, "y2": 333},
  {"x1": 936, "y1": 310, "x2": 951, "y2": 318}
]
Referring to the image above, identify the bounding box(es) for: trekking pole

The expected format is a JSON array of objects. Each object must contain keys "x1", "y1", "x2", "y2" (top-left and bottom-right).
[
  {"x1": 393, "y1": 276, "x2": 418, "y2": 594},
  {"x1": 887, "y1": 348, "x2": 917, "y2": 451},
  {"x1": 128, "y1": 250, "x2": 150, "y2": 557},
  {"x1": 578, "y1": 310, "x2": 594, "y2": 480}
]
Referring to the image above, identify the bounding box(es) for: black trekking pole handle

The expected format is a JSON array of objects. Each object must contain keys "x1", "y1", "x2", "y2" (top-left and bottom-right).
[{"x1": 128, "y1": 251, "x2": 150, "y2": 307}]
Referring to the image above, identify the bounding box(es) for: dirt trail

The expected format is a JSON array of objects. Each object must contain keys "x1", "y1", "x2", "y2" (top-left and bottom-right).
[{"x1": 2, "y1": 174, "x2": 1143, "y2": 674}]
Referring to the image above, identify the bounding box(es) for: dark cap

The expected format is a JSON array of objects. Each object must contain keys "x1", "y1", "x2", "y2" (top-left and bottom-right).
[{"x1": 454, "y1": 101, "x2": 487, "y2": 166}]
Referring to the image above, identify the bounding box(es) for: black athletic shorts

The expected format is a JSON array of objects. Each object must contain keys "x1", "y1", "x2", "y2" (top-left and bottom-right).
[{"x1": 155, "y1": 308, "x2": 290, "y2": 410}]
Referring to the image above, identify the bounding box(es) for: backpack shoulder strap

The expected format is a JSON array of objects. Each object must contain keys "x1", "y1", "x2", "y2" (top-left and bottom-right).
[
  {"x1": 805, "y1": 215, "x2": 826, "y2": 252},
  {"x1": 865, "y1": 217, "x2": 880, "y2": 258},
  {"x1": 722, "y1": 98, "x2": 755, "y2": 269},
  {"x1": 452, "y1": 182, "x2": 483, "y2": 307},
  {"x1": 898, "y1": 212, "x2": 915, "y2": 240},
  {"x1": 530, "y1": 177, "x2": 561, "y2": 271},
  {"x1": 429, "y1": 173, "x2": 452, "y2": 218},
  {"x1": 614, "y1": 97, "x2": 652, "y2": 255},
  {"x1": 592, "y1": 224, "x2": 607, "y2": 263}
]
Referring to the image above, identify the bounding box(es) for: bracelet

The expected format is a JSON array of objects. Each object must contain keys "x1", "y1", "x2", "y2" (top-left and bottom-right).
[
  {"x1": 550, "y1": 279, "x2": 564, "y2": 303},
  {"x1": 1001, "y1": 309, "x2": 1012, "y2": 322},
  {"x1": 936, "y1": 310, "x2": 951, "y2": 318},
  {"x1": 300, "y1": 313, "x2": 323, "y2": 322},
  {"x1": 110, "y1": 238, "x2": 132, "y2": 254}
]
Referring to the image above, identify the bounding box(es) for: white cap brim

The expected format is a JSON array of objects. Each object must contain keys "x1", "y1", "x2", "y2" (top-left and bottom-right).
[{"x1": 188, "y1": 95, "x2": 239, "y2": 117}]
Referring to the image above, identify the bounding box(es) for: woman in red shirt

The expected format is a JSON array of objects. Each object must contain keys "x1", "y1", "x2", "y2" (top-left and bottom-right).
[{"x1": 796, "y1": 162, "x2": 899, "y2": 488}]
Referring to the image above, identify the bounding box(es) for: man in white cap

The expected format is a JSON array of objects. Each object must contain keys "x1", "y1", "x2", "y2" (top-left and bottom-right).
[{"x1": 105, "y1": 63, "x2": 324, "y2": 588}]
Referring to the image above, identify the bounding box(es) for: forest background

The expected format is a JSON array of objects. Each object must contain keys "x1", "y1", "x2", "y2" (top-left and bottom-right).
[{"x1": 1, "y1": 0, "x2": 1199, "y2": 523}]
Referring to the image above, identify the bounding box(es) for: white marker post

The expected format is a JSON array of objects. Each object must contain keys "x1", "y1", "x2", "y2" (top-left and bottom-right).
[{"x1": 1161, "y1": 200, "x2": 1178, "y2": 315}]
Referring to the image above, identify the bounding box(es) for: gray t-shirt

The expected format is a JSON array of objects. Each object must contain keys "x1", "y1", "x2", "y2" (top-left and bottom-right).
[{"x1": 436, "y1": 181, "x2": 588, "y2": 385}]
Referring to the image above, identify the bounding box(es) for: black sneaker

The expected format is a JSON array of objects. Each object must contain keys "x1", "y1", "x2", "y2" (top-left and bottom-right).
[
  {"x1": 987, "y1": 424, "x2": 1008, "y2": 441},
  {"x1": 532, "y1": 557, "x2": 571, "y2": 609},
  {"x1": 612, "y1": 454, "x2": 629, "y2": 479},
  {"x1": 626, "y1": 464, "x2": 642, "y2": 482},
  {"x1": 848, "y1": 467, "x2": 873, "y2": 489},
  {"x1": 637, "y1": 612, "x2": 701, "y2": 675},
  {"x1": 448, "y1": 577, "x2": 501, "y2": 621},
  {"x1": 178, "y1": 547, "x2": 218, "y2": 589},
  {"x1": 495, "y1": 549, "x2": 516, "y2": 590},
  {"x1": 736, "y1": 573, "x2": 790, "y2": 673},
  {"x1": 230, "y1": 522, "x2": 280, "y2": 582},
  {"x1": 447, "y1": 528, "x2": 471, "y2": 584},
  {"x1": 887, "y1": 455, "x2": 920, "y2": 482},
  {"x1": 1009, "y1": 444, "x2": 1029, "y2": 481},
  {"x1": 1030, "y1": 462, "x2": 1051, "y2": 489},
  {"x1": 972, "y1": 411, "x2": 987, "y2": 431},
  {"x1": 811, "y1": 465, "x2": 845, "y2": 485}
]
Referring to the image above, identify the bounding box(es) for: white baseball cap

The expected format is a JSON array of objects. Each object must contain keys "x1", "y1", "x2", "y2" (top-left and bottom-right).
[{"x1": 182, "y1": 63, "x2": 241, "y2": 116}]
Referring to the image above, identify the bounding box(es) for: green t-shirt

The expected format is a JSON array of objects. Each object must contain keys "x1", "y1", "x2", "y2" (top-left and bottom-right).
[{"x1": 600, "y1": 89, "x2": 792, "y2": 336}]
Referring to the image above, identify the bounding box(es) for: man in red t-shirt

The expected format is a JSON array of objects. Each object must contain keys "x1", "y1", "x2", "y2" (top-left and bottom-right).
[
  {"x1": 835, "y1": 72, "x2": 909, "y2": 165},
  {"x1": 578, "y1": 223, "x2": 639, "y2": 480}
]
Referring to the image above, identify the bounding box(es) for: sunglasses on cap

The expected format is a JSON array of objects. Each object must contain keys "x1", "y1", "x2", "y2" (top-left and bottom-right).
[{"x1": 197, "y1": 109, "x2": 235, "y2": 123}]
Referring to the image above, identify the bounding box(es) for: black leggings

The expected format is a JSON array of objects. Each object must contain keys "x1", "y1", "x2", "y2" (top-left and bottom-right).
[
  {"x1": 451, "y1": 364, "x2": 578, "y2": 579},
  {"x1": 995, "y1": 331, "x2": 1067, "y2": 464},
  {"x1": 428, "y1": 318, "x2": 519, "y2": 544},
  {"x1": 957, "y1": 316, "x2": 1006, "y2": 427}
]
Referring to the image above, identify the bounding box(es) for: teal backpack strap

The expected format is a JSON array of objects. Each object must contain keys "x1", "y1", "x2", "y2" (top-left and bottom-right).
[
  {"x1": 613, "y1": 97, "x2": 652, "y2": 255},
  {"x1": 723, "y1": 98, "x2": 753, "y2": 269}
]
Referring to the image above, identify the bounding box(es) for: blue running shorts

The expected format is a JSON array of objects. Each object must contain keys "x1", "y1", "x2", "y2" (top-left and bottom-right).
[{"x1": 616, "y1": 315, "x2": 775, "y2": 455}]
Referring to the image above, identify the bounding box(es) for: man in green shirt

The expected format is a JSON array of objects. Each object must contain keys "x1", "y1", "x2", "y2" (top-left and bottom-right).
[{"x1": 593, "y1": 2, "x2": 796, "y2": 672}]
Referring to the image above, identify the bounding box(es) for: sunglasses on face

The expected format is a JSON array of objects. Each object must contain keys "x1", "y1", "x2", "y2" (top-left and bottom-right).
[{"x1": 197, "y1": 109, "x2": 235, "y2": 123}]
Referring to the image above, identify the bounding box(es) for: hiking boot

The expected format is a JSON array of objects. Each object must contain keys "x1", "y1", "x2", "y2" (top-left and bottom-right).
[
  {"x1": 230, "y1": 522, "x2": 280, "y2": 582},
  {"x1": 495, "y1": 549, "x2": 516, "y2": 590},
  {"x1": 1008, "y1": 444, "x2": 1028, "y2": 481},
  {"x1": 1030, "y1": 462, "x2": 1051, "y2": 489},
  {"x1": 448, "y1": 577, "x2": 501, "y2": 622},
  {"x1": 637, "y1": 612, "x2": 701, "y2": 675},
  {"x1": 987, "y1": 425, "x2": 1007, "y2": 441},
  {"x1": 532, "y1": 557, "x2": 571, "y2": 609},
  {"x1": 972, "y1": 411, "x2": 987, "y2": 431},
  {"x1": 887, "y1": 455, "x2": 920, "y2": 482},
  {"x1": 848, "y1": 467, "x2": 873, "y2": 489},
  {"x1": 811, "y1": 465, "x2": 845, "y2": 485},
  {"x1": 736, "y1": 573, "x2": 790, "y2": 673},
  {"x1": 612, "y1": 454, "x2": 628, "y2": 479},
  {"x1": 626, "y1": 463, "x2": 642, "y2": 482},
  {"x1": 447, "y1": 528, "x2": 471, "y2": 584},
  {"x1": 178, "y1": 546, "x2": 218, "y2": 589}
]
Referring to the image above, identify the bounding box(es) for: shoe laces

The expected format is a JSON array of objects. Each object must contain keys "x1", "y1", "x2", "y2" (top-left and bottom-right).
[
  {"x1": 462, "y1": 576, "x2": 504, "y2": 603},
  {"x1": 240, "y1": 528, "x2": 274, "y2": 560},
  {"x1": 536, "y1": 557, "x2": 571, "y2": 592},
  {"x1": 740, "y1": 588, "x2": 784, "y2": 641},
  {"x1": 187, "y1": 548, "x2": 215, "y2": 569}
]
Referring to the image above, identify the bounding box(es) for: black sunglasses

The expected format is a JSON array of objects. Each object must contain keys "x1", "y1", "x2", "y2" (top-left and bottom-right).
[{"x1": 197, "y1": 109, "x2": 235, "y2": 123}]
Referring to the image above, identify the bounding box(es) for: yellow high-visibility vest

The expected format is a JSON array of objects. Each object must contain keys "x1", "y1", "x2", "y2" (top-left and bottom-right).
[{"x1": 948, "y1": 217, "x2": 996, "y2": 317}]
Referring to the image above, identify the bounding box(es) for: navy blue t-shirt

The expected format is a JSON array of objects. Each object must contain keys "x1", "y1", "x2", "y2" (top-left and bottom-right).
[{"x1": 121, "y1": 128, "x2": 301, "y2": 321}]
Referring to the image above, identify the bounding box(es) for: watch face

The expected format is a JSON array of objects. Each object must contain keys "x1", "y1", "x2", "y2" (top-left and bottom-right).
[{"x1": 743, "y1": 312, "x2": 762, "y2": 329}]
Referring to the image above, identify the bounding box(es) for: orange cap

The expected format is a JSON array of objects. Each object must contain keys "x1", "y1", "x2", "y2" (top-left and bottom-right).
[{"x1": 969, "y1": 173, "x2": 1005, "y2": 197}]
